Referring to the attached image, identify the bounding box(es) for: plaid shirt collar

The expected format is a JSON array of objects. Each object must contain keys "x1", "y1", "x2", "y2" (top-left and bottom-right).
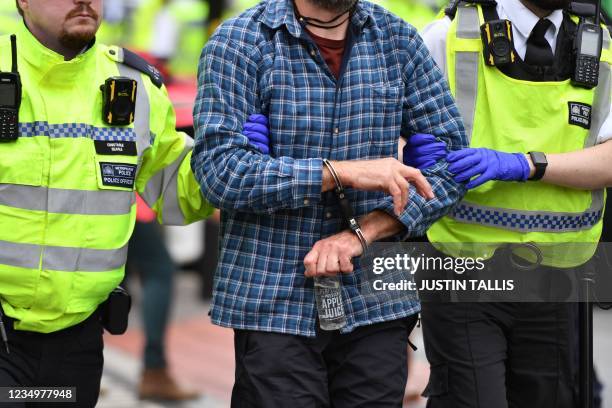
[{"x1": 258, "y1": 0, "x2": 373, "y2": 40}]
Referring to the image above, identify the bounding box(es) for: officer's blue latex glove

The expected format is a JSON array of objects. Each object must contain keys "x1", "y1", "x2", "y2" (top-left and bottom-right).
[
  {"x1": 447, "y1": 148, "x2": 530, "y2": 190},
  {"x1": 242, "y1": 114, "x2": 270, "y2": 155},
  {"x1": 402, "y1": 133, "x2": 448, "y2": 170}
]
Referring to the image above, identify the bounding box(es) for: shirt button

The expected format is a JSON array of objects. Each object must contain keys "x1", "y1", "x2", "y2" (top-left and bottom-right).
[
  {"x1": 304, "y1": 199, "x2": 310, "y2": 205},
  {"x1": 310, "y1": 49, "x2": 316, "y2": 57},
  {"x1": 326, "y1": 212, "x2": 333, "y2": 219},
  {"x1": 334, "y1": 127, "x2": 339, "y2": 134}
]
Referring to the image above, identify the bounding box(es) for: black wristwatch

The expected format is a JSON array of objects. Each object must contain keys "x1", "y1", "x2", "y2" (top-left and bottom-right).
[{"x1": 528, "y1": 151, "x2": 548, "y2": 181}]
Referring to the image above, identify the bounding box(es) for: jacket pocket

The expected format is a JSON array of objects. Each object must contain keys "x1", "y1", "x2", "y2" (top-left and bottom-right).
[{"x1": 0, "y1": 142, "x2": 43, "y2": 186}]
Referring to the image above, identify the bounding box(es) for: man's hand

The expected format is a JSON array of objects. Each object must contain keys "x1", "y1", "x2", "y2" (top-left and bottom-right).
[
  {"x1": 304, "y1": 211, "x2": 407, "y2": 278},
  {"x1": 328, "y1": 159, "x2": 435, "y2": 216},
  {"x1": 304, "y1": 231, "x2": 363, "y2": 278}
]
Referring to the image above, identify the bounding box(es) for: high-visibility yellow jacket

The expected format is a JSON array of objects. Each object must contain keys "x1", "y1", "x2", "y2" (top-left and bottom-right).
[
  {"x1": 427, "y1": 3, "x2": 612, "y2": 268},
  {"x1": 0, "y1": 23, "x2": 214, "y2": 333}
]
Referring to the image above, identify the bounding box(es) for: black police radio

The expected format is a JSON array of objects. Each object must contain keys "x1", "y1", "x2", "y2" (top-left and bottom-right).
[
  {"x1": 0, "y1": 35, "x2": 22, "y2": 142},
  {"x1": 569, "y1": 1, "x2": 604, "y2": 88}
]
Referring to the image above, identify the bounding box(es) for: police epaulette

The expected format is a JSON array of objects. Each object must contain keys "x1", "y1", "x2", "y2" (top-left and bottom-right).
[
  {"x1": 445, "y1": 0, "x2": 497, "y2": 19},
  {"x1": 121, "y1": 48, "x2": 164, "y2": 89}
]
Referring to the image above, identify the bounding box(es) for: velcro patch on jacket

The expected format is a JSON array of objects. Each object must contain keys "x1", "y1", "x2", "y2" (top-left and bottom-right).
[
  {"x1": 95, "y1": 140, "x2": 137, "y2": 156},
  {"x1": 99, "y1": 162, "x2": 137, "y2": 189},
  {"x1": 568, "y1": 102, "x2": 592, "y2": 129}
]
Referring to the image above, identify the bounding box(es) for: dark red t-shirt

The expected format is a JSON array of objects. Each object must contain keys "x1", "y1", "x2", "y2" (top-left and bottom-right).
[{"x1": 307, "y1": 29, "x2": 346, "y2": 79}]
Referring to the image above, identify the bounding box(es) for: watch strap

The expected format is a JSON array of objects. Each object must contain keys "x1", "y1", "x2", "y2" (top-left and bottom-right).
[{"x1": 528, "y1": 151, "x2": 547, "y2": 181}]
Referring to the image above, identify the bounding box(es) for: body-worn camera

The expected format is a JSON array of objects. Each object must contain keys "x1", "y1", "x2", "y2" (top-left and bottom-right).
[
  {"x1": 101, "y1": 77, "x2": 137, "y2": 126},
  {"x1": 481, "y1": 19, "x2": 517, "y2": 66}
]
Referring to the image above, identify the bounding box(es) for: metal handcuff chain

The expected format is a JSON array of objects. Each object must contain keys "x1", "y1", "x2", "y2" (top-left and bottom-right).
[{"x1": 322, "y1": 159, "x2": 368, "y2": 253}]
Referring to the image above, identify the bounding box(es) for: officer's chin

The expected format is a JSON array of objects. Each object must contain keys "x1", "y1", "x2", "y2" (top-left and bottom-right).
[{"x1": 59, "y1": 28, "x2": 97, "y2": 51}]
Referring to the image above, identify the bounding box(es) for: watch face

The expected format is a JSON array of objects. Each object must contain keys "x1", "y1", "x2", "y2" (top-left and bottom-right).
[{"x1": 530, "y1": 151, "x2": 547, "y2": 166}]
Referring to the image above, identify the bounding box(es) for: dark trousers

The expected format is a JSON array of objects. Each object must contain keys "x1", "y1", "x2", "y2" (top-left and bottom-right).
[
  {"x1": 421, "y1": 302, "x2": 577, "y2": 408},
  {"x1": 0, "y1": 311, "x2": 104, "y2": 408},
  {"x1": 231, "y1": 315, "x2": 418, "y2": 408},
  {"x1": 125, "y1": 220, "x2": 175, "y2": 369}
]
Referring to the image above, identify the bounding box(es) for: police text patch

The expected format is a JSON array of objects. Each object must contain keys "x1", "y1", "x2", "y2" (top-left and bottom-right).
[
  {"x1": 99, "y1": 162, "x2": 137, "y2": 189},
  {"x1": 94, "y1": 140, "x2": 137, "y2": 156},
  {"x1": 568, "y1": 102, "x2": 592, "y2": 129}
]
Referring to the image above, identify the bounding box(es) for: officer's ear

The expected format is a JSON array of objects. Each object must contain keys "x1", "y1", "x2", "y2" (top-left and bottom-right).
[{"x1": 16, "y1": 0, "x2": 26, "y2": 17}]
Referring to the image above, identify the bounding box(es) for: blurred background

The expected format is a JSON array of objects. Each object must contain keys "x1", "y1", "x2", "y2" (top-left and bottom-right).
[{"x1": 1, "y1": 0, "x2": 611, "y2": 406}]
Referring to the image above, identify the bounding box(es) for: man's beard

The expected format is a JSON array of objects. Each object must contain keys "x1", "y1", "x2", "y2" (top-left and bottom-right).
[
  {"x1": 307, "y1": 0, "x2": 357, "y2": 13},
  {"x1": 59, "y1": 5, "x2": 99, "y2": 51},
  {"x1": 526, "y1": 0, "x2": 571, "y2": 11},
  {"x1": 59, "y1": 29, "x2": 96, "y2": 51}
]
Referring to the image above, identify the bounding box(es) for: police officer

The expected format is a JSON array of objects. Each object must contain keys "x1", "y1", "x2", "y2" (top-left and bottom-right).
[
  {"x1": 164, "y1": 0, "x2": 208, "y2": 77},
  {"x1": 97, "y1": 0, "x2": 134, "y2": 46},
  {"x1": 0, "y1": 0, "x2": 266, "y2": 406},
  {"x1": 145, "y1": 0, "x2": 209, "y2": 78},
  {"x1": 402, "y1": 0, "x2": 612, "y2": 406},
  {"x1": 377, "y1": 0, "x2": 438, "y2": 31}
]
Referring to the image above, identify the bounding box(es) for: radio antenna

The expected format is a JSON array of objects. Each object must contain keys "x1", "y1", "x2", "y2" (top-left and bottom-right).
[
  {"x1": 595, "y1": 0, "x2": 602, "y2": 25},
  {"x1": 10, "y1": 35, "x2": 17, "y2": 73}
]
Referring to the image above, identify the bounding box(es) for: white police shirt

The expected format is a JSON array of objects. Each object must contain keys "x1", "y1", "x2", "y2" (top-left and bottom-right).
[{"x1": 420, "y1": 0, "x2": 612, "y2": 143}]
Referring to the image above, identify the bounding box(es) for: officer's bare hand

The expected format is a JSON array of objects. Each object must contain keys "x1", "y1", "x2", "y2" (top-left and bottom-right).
[
  {"x1": 330, "y1": 159, "x2": 434, "y2": 216},
  {"x1": 304, "y1": 231, "x2": 363, "y2": 278}
]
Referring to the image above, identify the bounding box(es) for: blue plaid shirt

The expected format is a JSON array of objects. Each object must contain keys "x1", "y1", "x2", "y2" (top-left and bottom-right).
[{"x1": 192, "y1": 0, "x2": 467, "y2": 337}]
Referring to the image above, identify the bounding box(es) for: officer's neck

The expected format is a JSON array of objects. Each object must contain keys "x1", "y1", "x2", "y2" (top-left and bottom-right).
[
  {"x1": 519, "y1": 0, "x2": 555, "y2": 18},
  {"x1": 23, "y1": 20, "x2": 83, "y2": 61},
  {"x1": 294, "y1": 0, "x2": 350, "y2": 41}
]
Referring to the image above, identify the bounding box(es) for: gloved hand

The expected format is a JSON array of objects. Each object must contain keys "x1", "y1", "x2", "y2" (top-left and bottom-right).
[
  {"x1": 402, "y1": 133, "x2": 448, "y2": 170},
  {"x1": 242, "y1": 114, "x2": 270, "y2": 154},
  {"x1": 447, "y1": 148, "x2": 530, "y2": 189}
]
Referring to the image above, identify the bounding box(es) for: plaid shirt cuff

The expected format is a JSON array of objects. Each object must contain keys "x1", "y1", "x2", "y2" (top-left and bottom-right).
[
  {"x1": 288, "y1": 158, "x2": 324, "y2": 209},
  {"x1": 374, "y1": 189, "x2": 424, "y2": 241}
]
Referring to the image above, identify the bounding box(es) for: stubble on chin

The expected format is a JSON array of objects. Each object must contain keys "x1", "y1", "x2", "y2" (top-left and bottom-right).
[{"x1": 58, "y1": 25, "x2": 96, "y2": 51}]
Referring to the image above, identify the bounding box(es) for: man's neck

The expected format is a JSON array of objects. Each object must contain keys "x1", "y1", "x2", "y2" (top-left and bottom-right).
[
  {"x1": 294, "y1": 0, "x2": 350, "y2": 41},
  {"x1": 24, "y1": 20, "x2": 81, "y2": 61},
  {"x1": 519, "y1": 0, "x2": 554, "y2": 18}
]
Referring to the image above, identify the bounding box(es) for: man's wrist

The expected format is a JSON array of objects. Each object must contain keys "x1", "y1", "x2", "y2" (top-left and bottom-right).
[
  {"x1": 331, "y1": 161, "x2": 351, "y2": 187},
  {"x1": 322, "y1": 163, "x2": 336, "y2": 192},
  {"x1": 322, "y1": 160, "x2": 353, "y2": 192},
  {"x1": 524, "y1": 154, "x2": 536, "y2": 179},
  {"x1": 342, "y1": 229, "x2": 365, "y2": 254},
  {"x1": 360, "y1": 210, "x2": 404, "y2": 244}
]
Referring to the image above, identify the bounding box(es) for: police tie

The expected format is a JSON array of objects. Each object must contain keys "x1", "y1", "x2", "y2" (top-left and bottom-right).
[{"x1": 525, "y1": 18, "x2": 554, "y2": 67}]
